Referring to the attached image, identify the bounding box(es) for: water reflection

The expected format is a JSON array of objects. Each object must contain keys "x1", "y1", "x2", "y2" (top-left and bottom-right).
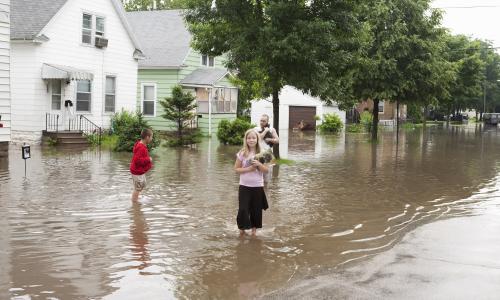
[{"x1": 1, "y1": 126, "x2": 500, "y2": 299}]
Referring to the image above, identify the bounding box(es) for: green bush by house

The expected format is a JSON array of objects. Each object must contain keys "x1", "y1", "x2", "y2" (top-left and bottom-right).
[
  {"x1": 318, "y1": 113, "x2": 344, "y2": 133},
  {"x1": 111, "y1": 110, "x2": 160, "y2": 152},
  {"x1": 217, "y1": 118, "x2": 254, "y2": 145},
  {"x1": 360, "y1": 111, "x2": 373, "y2": 131}
]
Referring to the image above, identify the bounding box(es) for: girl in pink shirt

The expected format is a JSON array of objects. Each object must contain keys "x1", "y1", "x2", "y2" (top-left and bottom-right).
[{"x1": 234, "y1": 129, "x2": 269, "y2": 237}]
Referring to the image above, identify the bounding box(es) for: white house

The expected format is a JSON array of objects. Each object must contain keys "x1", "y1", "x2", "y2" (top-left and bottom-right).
[
  {"x1": 10, "y1": 0, "x2": 143, "y2": 143},
  {"x1": 0, "y1": 0, "x2": 9, "y2": 156},
  {"x1": 251, "y1": 85, "x2": 346, "y2": 131}
]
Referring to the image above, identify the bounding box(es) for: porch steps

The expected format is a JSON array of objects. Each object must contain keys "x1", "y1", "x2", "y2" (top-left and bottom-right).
[{"x1": 42, "y1": 131, "x2": 89, "y2": 147}]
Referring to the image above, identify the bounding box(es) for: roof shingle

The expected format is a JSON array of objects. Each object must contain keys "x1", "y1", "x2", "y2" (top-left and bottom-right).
[
  {"x1": 11, "y1": 0, "x2": 68, "y2": 40},
  {"x1": 126, "y1": 10, "x2": 191, "y2": 68}
]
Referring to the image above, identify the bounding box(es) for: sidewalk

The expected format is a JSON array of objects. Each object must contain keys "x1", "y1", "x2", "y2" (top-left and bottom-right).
[{"x1": 263, "y1": 212, "x2": 500, "y2": 300}]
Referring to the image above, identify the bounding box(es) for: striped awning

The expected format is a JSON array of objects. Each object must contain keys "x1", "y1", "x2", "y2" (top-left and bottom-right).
[{"x1": 41, "y1": 63, "x2": 94, "y2": 81}]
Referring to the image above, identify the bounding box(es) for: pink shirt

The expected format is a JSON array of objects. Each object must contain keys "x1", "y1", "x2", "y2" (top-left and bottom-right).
[{"x1": 237, "y1": 151, "x2": 264, "y2": 187}]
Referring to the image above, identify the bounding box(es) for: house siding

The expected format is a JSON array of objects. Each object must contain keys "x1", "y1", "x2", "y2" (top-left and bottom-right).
[
  {"x1": 356, "y1": 100, "x2": 407, "y2": 122},
  {"x1": 11, "y1": 0, "x2": 139, "y2": 143},
  {"x1": 0, "y1": 0, "x2": 10, "y2": 146},
  {"x1": 138, "y1": 51, "x2": 236, "y2": 135}
]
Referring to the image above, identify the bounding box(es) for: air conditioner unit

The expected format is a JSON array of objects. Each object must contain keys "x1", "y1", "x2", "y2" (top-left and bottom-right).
[{"x1": 95, "y1": 37, "x2": 108, "y2": 48}]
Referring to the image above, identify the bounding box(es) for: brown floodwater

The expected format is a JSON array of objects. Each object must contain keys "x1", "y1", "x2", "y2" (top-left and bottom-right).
[{"x1": 1, "y1": 125, "x2": 500, "y2": 299}]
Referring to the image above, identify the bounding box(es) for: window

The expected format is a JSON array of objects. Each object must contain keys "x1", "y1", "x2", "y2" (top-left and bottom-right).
[
  {"x1": 378, "y1": 100, "x2": 384, "y2": 113},
  {"x1": 82, "y1": 13, "x2": 105, "y2": 45},
  {"x1": 142, "y1": 84, "x2": 156, "y2": 116},
  {"x1": 82, "y1": 13, "x2": 92, "y2": 44},
  {"x1": 201, "y1": 54, "x2": 214, "y2": 67},
  {"x1": 51, "y1": 80, "x2": 62, "y2": 110},
  {"x1": 76, "y1": 80, "x2": 91, "y2": 112},
  {"x1": 96, "y1": 17, "x2": 105, "y2": 37},
  {"x1": 105, "y1": 76, "x2": 115, "y2": 113}
]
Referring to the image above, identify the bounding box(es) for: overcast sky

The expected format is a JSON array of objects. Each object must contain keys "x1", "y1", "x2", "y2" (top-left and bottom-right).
[{"x1": 432, "y1": 0, "x2": 500, "y2": 47}]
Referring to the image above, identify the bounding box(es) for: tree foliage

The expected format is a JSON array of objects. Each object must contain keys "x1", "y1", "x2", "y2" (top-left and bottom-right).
[
  {"x1": 184, "y1": 0, "x2": 365, "y2": 156},
  {"x1": 121, "y1": 0, "x2": 188, "y2": 11},
  {"x1": 159, "y1": 86, "x2": 198, "y2": 145}
]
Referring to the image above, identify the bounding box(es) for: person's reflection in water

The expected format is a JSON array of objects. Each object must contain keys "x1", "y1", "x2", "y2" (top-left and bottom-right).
[
  {"x1": 236, "y1": 238, "x2": 267, "y2": 298},
  {"x1": 129, "y1": 202, "x2": 150, "y2": 271}
]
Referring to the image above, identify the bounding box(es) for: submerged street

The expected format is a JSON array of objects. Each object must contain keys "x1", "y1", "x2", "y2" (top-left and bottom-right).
[{"x1": 1, "y1": 125, "x2": 500, "y2": 299}]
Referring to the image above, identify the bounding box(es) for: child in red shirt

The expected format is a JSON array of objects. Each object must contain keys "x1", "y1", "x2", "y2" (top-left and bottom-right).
[{"x1": 130, "y1": 128, "x2": 153, "y2": 202}]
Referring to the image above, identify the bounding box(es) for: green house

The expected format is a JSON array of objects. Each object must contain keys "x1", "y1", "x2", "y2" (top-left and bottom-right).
[{"x1": 126, "y1": 10, "x2": 237, "y2": 135}]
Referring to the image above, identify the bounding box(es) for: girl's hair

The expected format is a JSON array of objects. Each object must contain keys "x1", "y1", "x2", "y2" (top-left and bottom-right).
[{"x1": 240, "y1": 129, "x2": 261, "y2": 158}]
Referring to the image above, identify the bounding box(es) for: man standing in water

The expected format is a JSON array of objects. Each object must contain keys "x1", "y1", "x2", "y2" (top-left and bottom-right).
[{"x1": 256, "y1": 114, "x2": 279, "y2": 152}]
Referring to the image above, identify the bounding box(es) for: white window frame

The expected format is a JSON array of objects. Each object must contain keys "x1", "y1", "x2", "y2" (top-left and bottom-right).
[
  {"x1": 82, "y1": 13, "x2": 93, "y2": 45},
  {"x1": 81, "y1": 11, "x2": 106, "y2": 46},
  {"x1": 141, "y1": 83, "x2": 157, "y2": 117},
  {"x1": 104, "y1": 75, "x2": 116, "y2": 113},
  {"x1": 378, "y1": 100, "x2": 385, "y2": 113},
  {"x1": 201, "y1": 54, "x2": 215, "y2": 67},
  {"x1": 50, "y1": 80, "x2": 62, "y2": 111},
  {"x1": 75, "y1": 80, "x2": 92, "y2": 113}
]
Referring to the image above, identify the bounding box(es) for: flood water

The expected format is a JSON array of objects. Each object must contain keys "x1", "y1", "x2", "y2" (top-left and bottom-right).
[{"x1": 1, "y1": 125, "x2": 500, "y2": 299}]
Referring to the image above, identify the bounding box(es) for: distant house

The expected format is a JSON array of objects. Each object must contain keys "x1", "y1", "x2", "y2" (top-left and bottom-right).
[
  {"x1": 126, "y1": 10, "x2": 237, "y2": 135},
  {"x1": 10, "y1": 0, "x2": 143, "y2": 144},
  {"x1": 251, "y1": 86, "x2": 345, "y2": 131},
  {"x1": 0, "y1": 0, "x2": 9, "y2": 156},
  {"x1": 355, "y1": 100, "x2": 407, "y2": 125}
]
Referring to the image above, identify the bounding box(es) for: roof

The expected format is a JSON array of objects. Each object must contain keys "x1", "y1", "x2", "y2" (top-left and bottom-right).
[
  {"x1": 11, "y1": 0, "x2": 143, "y2": 55},
  {"x1": 126, "y1": 10, "x2": 191, "y2": 68},
  {"x1": 180, "y1": 68, "x2": 229, "y2": 86},
  {"x1": 11, "y1": 0, "x2": 68, "y2": 40}
]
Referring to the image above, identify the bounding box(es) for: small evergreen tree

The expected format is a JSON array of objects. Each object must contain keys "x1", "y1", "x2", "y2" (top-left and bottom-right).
[{"x1": 159, "y1": 86, "x2": 198, "y2": 145}]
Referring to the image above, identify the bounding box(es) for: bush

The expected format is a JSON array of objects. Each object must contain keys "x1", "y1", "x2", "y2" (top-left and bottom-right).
[
  {"x1": 217, "y1": 118, "x2": 254, "y2": 145},
  {"x1": 165, "y1": 129, "x2": 202, "y2": 147},
  {"x1": 318, "y1": 113, "x2": 344, "y2": 133},
  {"x1": 111, "y1": 110, "x2": 160, "y2": 152},
  {"x1": 407, "y1": 103, "x2": 423, "y2": 123},
  {"x1": 346, "y1": 123, "x2": 364, "y2": 133},
  {"x1": 360, "y1": 111, "x2": 373, "y2": 131}
]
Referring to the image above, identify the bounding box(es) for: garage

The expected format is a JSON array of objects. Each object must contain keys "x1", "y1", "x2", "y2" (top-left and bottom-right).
[{"x1": 289, "y1": 106, "x2": 317, "y2": 130}]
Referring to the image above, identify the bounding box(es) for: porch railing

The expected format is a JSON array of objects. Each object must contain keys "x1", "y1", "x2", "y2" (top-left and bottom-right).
[
  {"x1": 45, "y1": 113, "x2": 60, "y2": 133},
  {"x1": 79, "y1": 115, "x2": 102, "y2": 145},
  {"x1": 45, "y1": 113, "x2": 102, "y2": 145}
]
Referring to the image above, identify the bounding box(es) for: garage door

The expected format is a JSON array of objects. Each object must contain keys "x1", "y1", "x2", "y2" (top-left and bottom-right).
[{"x1": 289, "y1": 106, "x2": 317, "y2": 130}]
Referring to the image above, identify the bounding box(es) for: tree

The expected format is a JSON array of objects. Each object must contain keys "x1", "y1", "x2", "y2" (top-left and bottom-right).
[
  {"x1": 121, "y1": 0, "x2": 188, "y2": 11},
  {"x1": 441, "y1": 35, "x2": 485, "y2": 119},
  {"x1": 350, "y1": 0, "x2": 451, "y2": 139},
  {"x1": 159, "y1": 86, "x2": 197, "y2": 145},
  {"x1": 184, "y1": 0, "x2": 364, "y2": 158}
]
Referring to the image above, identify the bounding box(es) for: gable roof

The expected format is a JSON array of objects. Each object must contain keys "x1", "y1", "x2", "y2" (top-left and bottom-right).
[
  {"x1": 11, "y1": 0, "x2": 143, "y2": 55},
  {"x1": 126, "y1": 10, "x2": 191, "y2": 68},
  {"x1": 180, "y1": 68, "x2": 229, "y2": 87},
  {"x1": 11, "y1": 0, "x2": 68, "y2": 40}
]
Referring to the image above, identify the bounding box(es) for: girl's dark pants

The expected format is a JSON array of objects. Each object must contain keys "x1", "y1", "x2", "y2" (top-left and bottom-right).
[{"x1": 237, "y1": 185, "x2": 268, "y2": 230}]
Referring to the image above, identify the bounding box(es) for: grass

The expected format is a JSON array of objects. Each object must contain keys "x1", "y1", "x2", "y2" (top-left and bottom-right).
[
  {"x1": 100, "y1": 134, "x2": 118, "y2": 149},
  {"x1": 275, "y1": 158, "x2": 295, "y2": 165}
]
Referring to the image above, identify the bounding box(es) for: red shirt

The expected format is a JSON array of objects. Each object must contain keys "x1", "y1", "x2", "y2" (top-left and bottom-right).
[{"x1": 130, "y1": 141, "x2": 152, "y2": 175}]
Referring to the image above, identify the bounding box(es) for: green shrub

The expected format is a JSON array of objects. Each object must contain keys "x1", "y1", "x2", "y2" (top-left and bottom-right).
[
  {"x1": 360, "y1": 111, "x2": 373, "y2": 131},
  {"x1": 111, "y1": 110, "x2": 160, "y2": 152},
  {"x1": 346, "y1": 123, "x2": 364, "y2": 133},
  {"x1": 318, "y1": 113, "x2": 344, "y2": 133},
  {"x1": 165, "y1": 129, "x2": 202, "y2": 147},
  {"x1": 407, "y1": 103, "x2": 423, "y2": 123},
  {"x1": 85, "y1": 133, "x2": 101, "y2": 146},
  {"x1": 217, "y1": 118, "x2": 254, "y2": 145}
]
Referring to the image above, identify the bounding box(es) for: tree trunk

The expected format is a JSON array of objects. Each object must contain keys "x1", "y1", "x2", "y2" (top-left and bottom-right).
[
  {"x1": 372, "y1": 98, "x2": 379, "y2": 141},
  {"x1": 396, "y1": 100, "x2": 400, "y2": 144},
  {"x1": 272, "y1": 88, "x2": 280, "y2": 159},
  {"x1": 423, "y1": 105, "x2": 428, "y2": 127}
]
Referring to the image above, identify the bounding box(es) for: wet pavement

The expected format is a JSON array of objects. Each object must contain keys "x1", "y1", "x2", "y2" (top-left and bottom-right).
[{"x1": 1, "y1": 124, "x2": 500, "y2": 299}]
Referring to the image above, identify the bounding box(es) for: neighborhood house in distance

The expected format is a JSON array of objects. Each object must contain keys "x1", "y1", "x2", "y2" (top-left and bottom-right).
[
  {"x1": 10, "y1": 0, "x2": 143, "y2": 144},
  {"x1": 126, "y1": 10, "x2": 238, "y2": 135}
]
